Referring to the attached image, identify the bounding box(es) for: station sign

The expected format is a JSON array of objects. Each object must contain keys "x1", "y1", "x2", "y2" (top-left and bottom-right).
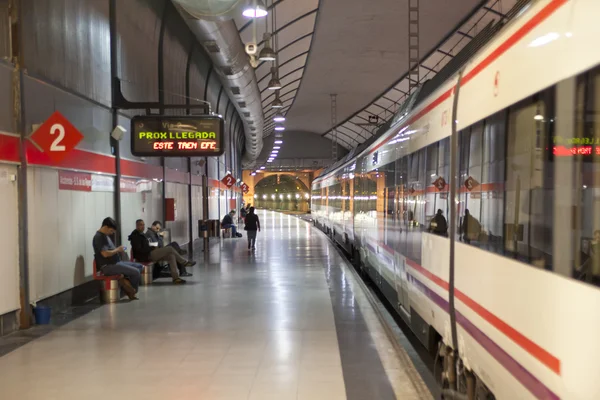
[
  {"x1": 221, "y1": 173, "x2": 235, "y2": 188},
  {"x1": 131, "y1": 115, "x2": 225, "y2": 157},
  {"x1": 30, "y1": 111, "x2": 84, "y2": 164},
  {"x1": 464, "y1": 176, "x2": 480, "y2": 191}
]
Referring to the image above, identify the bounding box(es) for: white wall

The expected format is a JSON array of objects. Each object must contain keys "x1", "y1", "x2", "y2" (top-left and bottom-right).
[
  {"x1": 0, "y1": 164, "x2": 20, "y2": 314},
  {"x1": 27, "y1": 167, "x2": 114, "y2": 302},
  {"x1": 191, "y1": 185, "x2": 203, "y2": 241},
  {"x1": 120, "y1": 181, "x2": 163, "y2": 235},
  {"x1": 165, "y1": 182, "x2": 189, "y2": 245}
]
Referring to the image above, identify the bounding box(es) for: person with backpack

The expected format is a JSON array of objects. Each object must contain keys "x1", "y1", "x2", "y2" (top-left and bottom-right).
[
  {"x1": 244, "y1": 207, "x2": 261, "y2": 250},
  {"x1": 460, "y1": 209, "x2": 481, "y2": 244}
]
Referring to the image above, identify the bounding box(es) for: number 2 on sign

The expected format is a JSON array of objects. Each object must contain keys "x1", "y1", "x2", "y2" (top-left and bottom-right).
[{"x1": 50, "y1": 123, "x2": 66, "y2": 151}]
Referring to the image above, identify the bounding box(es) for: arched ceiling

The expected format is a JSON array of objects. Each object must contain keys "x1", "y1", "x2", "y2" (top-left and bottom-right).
[
  {"x1": 231, "y1": 0, "x2": 520, "y2": 159},
  {"x1": 232, "y1": 0, "x2": 319, "y2": 138}
]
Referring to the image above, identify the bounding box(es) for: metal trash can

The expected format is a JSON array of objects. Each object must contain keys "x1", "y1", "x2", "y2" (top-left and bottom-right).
[
  {"x1": 207, "y1": 219, "x2": 221, "y2": 237},
  {"x1": 103, "y1": 279, "x2": 120, "y2": 303},
  {"x1": 141, "y1": 264, "x2": 153, "y2": 285}
]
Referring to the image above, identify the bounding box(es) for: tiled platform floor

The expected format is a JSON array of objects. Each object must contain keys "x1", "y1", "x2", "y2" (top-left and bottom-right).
[{"x1": 0, "y1": 211, "x2": 430, "y2": 400}]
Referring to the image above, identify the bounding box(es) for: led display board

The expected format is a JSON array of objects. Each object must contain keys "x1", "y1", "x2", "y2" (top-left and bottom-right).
[
  {"x1": 131, "y1": 115, "x2": 225, "y2": 157},
  {"x1": 551, "y1": 135, "x2": 600, "y2": 161}
]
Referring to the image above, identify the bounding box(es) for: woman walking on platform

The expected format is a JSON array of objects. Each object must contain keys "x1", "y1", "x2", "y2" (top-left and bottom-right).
[{"x1": 244, "y1": 207, "x2": 260, "y2": 250}]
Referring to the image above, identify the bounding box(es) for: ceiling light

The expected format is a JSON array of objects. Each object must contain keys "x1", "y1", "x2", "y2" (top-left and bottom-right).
[
  {"x1": 534, "y1": 114, "x2": 544, "y2": 121},
  {"x1": 273, "y1": 113, "x2": 285, "y2": 122},
  {"x1": 259, "y1": 34, "x2": 276, "y2": 61},
  {"x1": 271, "y1": 91, "x2": 283, "y2": 108},
  {"x1": 260, "y1": 166, "x2": 265, "y2": 170},
  {"x1": 273, "y1": 146, "x2": 280, "y2": 149},
  {"x1": 267, "y1": 159, "x2": 273, "y2": 163},
  {"x1": 274, "y1": 140, "x2": 283, "y2": 144},
  {"x1": 268, "y1": 68, "x2": 282, "y2": 90},
  {"x1": 274, "y1": 124, "x2": 285, "y2": 131},
  {"x1": 242, "y1": 0, "x2": 268, "y2": 18}
]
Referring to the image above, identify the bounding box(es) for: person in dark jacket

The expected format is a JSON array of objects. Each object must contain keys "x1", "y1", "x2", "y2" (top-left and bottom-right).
[
  {"x1": 222, "y1": 210, "x2": 242, "y2": 237},
  {"x1": 128, "y1": 219, "x2": 196, "y2": 284},
  {"x1": 429, "y1": 209, "x2": 448, "y2": 236},
  {"x1": 460, "y1": 209, "x2": 481, "y2": 244},
  {"x1": 146, "y1": 221, "x2": 191, "y2": 277},
  {"x1": 244, "y1": 207, "x2": 260, "y2": 250}
]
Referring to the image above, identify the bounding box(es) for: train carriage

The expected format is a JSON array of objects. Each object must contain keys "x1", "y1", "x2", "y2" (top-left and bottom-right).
[{"x1": 312, "y1": 0, "x2": 600, "y2": 398}]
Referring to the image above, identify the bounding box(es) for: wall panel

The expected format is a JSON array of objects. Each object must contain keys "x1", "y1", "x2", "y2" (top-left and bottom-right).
[
  {"x1": 0, "y1": 164, "x2": 19, "y2": 314},
  {"x1": 22, "y1": 0, "x2": 111, "y2": 106},
  {"x1": 165, "y1": 182, "x2": 189, "y2": 245},
  {"x1": 191, "y1": 184, "x2": 203, "y2": 241},
  {"x1": 27, "y1": 167, "x2": 114, "y2": 302}
]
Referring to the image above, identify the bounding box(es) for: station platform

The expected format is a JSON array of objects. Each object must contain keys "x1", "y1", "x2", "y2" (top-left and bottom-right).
[{"x1": 0, "y1": 211, "x2": 431, "y2": 400}]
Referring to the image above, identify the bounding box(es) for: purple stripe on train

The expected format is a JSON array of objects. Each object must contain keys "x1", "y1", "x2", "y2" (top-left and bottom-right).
[{"x1": 408, "y1": 275, "x2": 560, "y2": 400}]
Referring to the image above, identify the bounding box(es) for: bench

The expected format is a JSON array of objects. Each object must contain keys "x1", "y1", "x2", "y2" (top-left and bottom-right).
[
  {"x1": 129, "y1": 252, "x2": 154, "y2": 286},
  {"x1": 93, "y1": 260, "x2": 123, "y2": 303},
  {"x1": 221, "y1": 227, "x2": 232, "y2": 238}
]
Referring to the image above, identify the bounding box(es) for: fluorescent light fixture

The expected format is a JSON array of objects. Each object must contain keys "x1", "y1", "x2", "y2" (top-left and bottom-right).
[
  {"x1": 274, "y1": 125, "x2": 285, "y2": 131},
  {"x1": 529, "y1": 32, "x2": 559, "y2": 48},
  {"x1": 534, "y1": 114, "x2": 544, "y2": 121},
  {"x1": 242, "y1": 0, "x2": 268, "y2": 18},
  {"x1": 273, "y1": 113, "x2": 286, "y2": 122},
  {"x1": 274, "y1": 140, "x2": 283, "y2": 144},
  {"x1": 260, "y1": 166, "x2": 265, "y2": 170},
  {"x1": 251, "y1": 172, "x2": 256, "y2": 176},
  {"x1": 273, "y1": 146, "x2": 280, "y2": 149}
]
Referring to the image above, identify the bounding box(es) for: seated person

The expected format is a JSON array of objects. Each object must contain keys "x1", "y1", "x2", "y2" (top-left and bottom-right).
[
  {"x1": 222, "y1": 210, "x2": 242, "y2": 238},
  {"x1": 93, "y1": 217, "x2": 142, "y2": 300},
  {"x1": 128, "y1": 219, "x2": 195, "y2": 284},
  {"x1": 146, "y1": 221, "x2": 192, "y2": 277}
]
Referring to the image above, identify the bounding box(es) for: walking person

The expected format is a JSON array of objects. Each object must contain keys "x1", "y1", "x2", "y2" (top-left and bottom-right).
[{"x1": 244, "y1": 207, "x2": 261, "y2": 251}]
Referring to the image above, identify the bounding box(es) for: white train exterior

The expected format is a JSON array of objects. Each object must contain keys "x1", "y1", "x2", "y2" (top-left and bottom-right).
[{"x1": 311, "y1": 0, "x2": 600, "y2": 398}]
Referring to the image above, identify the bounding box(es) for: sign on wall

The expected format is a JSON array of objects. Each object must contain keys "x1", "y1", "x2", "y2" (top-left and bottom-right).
[
  {"x1": 221, "y1": 173, "x2": 235, "y2": 188},
  {"x1": 30, "y1": 111, "x2": 84, "y2": 164},
  {"x1": 58, "y1": 170, "x2": 141, "y2": 193},
  {"x1": 130, "y1": 115, "x2": 225, "y2": 157}
]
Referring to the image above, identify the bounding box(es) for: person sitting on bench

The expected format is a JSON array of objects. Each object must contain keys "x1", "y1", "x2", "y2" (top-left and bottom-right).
[
  {"x1": 145, "y1": 220, "x2": 192, "y2": 277},
  {"x1": 222, "y1": 210, "x2": 242, "y2": 238},
  {"x1": 128, "y1": 219, "x2": 196, "y2": 284},
  {"x1": 93, "y1": 217, "x2": 142, "y2": 300}
]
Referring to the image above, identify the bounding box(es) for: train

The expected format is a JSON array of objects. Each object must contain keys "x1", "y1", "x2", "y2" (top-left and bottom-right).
[{"x1": 311, "y1": 0, "x2": 600, "y2": 398}]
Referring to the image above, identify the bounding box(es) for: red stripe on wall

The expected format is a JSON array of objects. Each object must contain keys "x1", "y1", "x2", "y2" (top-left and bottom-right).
[
  {"x1": 121, "y1": 158, "x2": 163, "y2": 180},
  {"x1": 405, "y1": 259, "x2": 561, "y2": 375},
  {"x1": 0, "y1": 133, "x2": 20, "y2": 163},
  {"x1": 26, "y1": 141, "x2": 117, "y2": 174}
]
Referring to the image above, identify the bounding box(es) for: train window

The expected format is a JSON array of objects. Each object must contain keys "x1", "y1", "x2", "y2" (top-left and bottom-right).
[
  {"x1": 481, "y1": 112, "x2": 506, "y2": 252},
  {"x1": 504, "y1": 90, "x2": 555, "y2": 268},
  {"x1": 566, "y1": 67, "x2": 600, "y2": 286}
]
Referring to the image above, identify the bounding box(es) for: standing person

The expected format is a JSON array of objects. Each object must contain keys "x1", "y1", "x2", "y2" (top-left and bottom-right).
[
  {"x1": 93, "y1": 217, "x2": 142, "y2": 300},
  {"x1": 460, "y1": 209, "x2": 481, "y2": 244},
  {"x1": 128, "y1": 219, "x2": 196, "y2": 284},
  {"x1": 240, "y1": 204, "x2": 248, "y2": 223},
  {"x1": 244, "y1": 207, "x2": 261, "y2": 250}
]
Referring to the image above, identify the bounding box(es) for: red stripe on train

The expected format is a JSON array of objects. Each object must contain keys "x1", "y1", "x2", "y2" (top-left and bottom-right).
[
  {"x1": 368, "y1": 0, "x2": 568, "y2": 156},
  {"x1": 406, "y1": 259, "x2": 561, "y2": 375}
]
